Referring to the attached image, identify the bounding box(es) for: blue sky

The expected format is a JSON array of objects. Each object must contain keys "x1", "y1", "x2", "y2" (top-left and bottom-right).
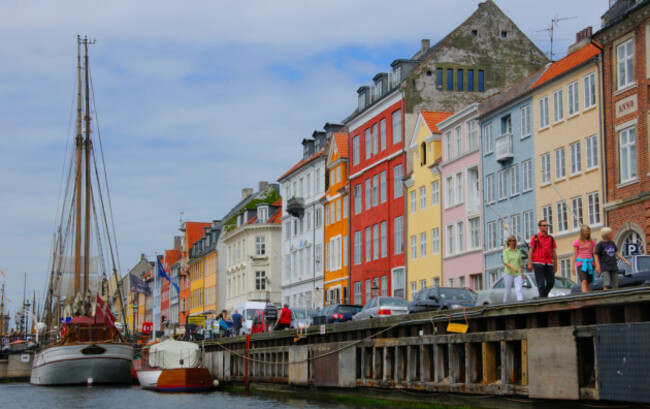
[{"x1": 0, "y1": 0, "x2": 605, "y2": 321}]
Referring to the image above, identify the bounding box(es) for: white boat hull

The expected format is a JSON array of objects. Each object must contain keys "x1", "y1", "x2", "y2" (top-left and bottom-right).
[
  {"x1": 30, "y1": 343, "x2": 133, "y2": 386},
  {"x1": 136, "y1": 368, "x2": 163, "y2": 389}
]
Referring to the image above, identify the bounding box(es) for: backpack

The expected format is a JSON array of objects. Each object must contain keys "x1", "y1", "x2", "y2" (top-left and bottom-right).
[{"x1": 532, "y1": 233, "x2": 555, "y2": 249}]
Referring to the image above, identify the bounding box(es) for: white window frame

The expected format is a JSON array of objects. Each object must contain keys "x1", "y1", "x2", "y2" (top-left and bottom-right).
[
  {"x1": 365, "y1": 128, "x2": 371, "y2": 160},
  {"x1": 420, "y1": 232, "x2": 427, "y2": 257},
  {"x1": 365, "y1": 179, "x2": 372, "y2": 210},
  {"x1": 541, "y1": 153, "x2": 551, "y2": 185},
  {"x1": 485, "y1": 174, "x2": 495, "y2": 203},
  {"x1": 354, "y1": 231, "x2": 362, "y2": 265},
  {"x1": 487, "y1": 221, "x2": 496, "y2": 250},
  {"x1": 380, "y1": 171, "x2": 387, "y2": 203},
  {"x1": 380, "y1": 221, "x2": 387, "y2": 258},
  {"x1": 455, "y1": 172, "x2": 464, "y2": 205},
  {"x1": 584, "y1": 73, "x2": 596, "y2": 110},
  {"x1": 482, "y1": 124, "x2": 493, "y2": 154},
  {"x1": 410, "y1": 235, "x2": 417, "y2": 260},
  {"x1": 373, "y1": 224, "x2": 379, "y2": 260},
  {"x1": 392, "y1": 109, "x2": 402, "y2": 145},
  {"x1": 446, "y1": 224, "x2": 455, "y2": 255},
  {"x1": 352, "y1": 136, "x2": 360, "y2": 165},
  {"x1": 497, "y1": 169, "x2": 507, "y2": 200},
  {"x1": 431, "y1": 180, "x2": 439, "y2": 205},
  {"x1": 568, "y1": 81, "x2": 579, "y2": 116},
  {"x1": 456, "y1": 221, "x2": 465, "y2": 253},
  {"x1": 555, "y1": 147, "x2": 566, "y2": 180},
  {"x1": 539, "y1": 96, "x2": 549, "y2": 129},
  {"x1": 469, "y1": 218, "x2": 481, "y2": 249},
  {"x1": 372, "y1": 175, "x2": 379, "y2": 207},
  {"x1": 520, "y1": 104, "x2": 531, "y2": 138},
  {"x1": 394, "y1": 216, "x2": 404, "y2": 255},
  {"x1": 353, "y1": 184, "x2": 362, "y2": 215},
  {"x1": 410, "y1": 190, "x2": 417, "y2": 214},
  {"x1": 588, "y1": 192, "x2": 601, "y2": 225},
  {"x1": 542, "y1": 205, "x2": 554, "y2": 235},
  {"x1": 394, "y1": 164, "x2": 403, "y2": 198},
  {"x1": 586, "y1": 135, "x2": 598, "y2": 170},
  {"x1": 619, "y1": 126, "x2": 637, "y2": 183},
  {"x1": 571, "y1": 196, "x2": 583, "y2": 230},
  {"x1": 510, "y1": 164, "x2": 520, "y2": 196},
  {"x1": 365, "y1": 227, "x2": 371, "y2": 262},
  {"x1": 557, "y1": 201, "x2": 568, "y2": 233},
  {"x1": 522, "y1": 159, "x2": 532, "y2": 192},
  {"x1": 617, "y1": 37, "x2": 635, "y2": 90},
  {"x1": 570, "y1": 141, "x2": 582, "y2": 175},
  {"x1": 553, "y1": 89, "x2": 564, "y2": 123},
  {"x1": 432, "y1": 228, "x2": 440, "y2": 254},
  {"x1": 419, "y1": 185, "x2": 426, "y2": 210},
  {"x1": 467, "y1": 120, "x2": 478, "y2": 150},
  {"x1": 524, "y1": 210, "x2": 534, "y2": 240}
]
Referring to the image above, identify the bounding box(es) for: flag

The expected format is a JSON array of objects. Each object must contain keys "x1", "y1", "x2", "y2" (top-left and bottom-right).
[
  {"x1": 129, "y1": 273, "x2": 151, "y2": 296},
  {"x1": 0, "y1": 269, "x2": 5, "y2": 278},
  {"x1": 157, "y1": 257, "x2": 180, "y2": 293},
  {"x1": 95, "y1": 294, "x2": 116, "y2": 328}
]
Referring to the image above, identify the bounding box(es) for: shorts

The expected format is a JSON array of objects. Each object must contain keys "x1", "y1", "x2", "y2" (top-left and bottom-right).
[
  {"x1": 577, "y1": 267, "x2": 594, "y2": 284},
  {"x1": 601, "y1": 270, "x2": 619, "y2": 288}
]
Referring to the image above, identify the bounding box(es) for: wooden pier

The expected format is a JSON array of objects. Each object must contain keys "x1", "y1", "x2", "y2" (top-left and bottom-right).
[{"x1": 204, "y1": 287, "x2": 650, "y2": 405}]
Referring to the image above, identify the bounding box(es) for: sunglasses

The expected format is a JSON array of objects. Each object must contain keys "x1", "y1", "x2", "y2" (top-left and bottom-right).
[{"x1": 539, "y1": 224, "x2": 548, "y2": 227}]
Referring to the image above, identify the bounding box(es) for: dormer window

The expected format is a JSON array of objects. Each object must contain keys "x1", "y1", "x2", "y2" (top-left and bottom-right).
[{"x1": 258, "y1": 205, "x2": 269, "y2": 223}]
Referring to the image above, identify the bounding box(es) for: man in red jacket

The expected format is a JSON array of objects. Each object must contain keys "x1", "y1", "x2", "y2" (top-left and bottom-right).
[
  {"x1": 527, "y1": 219, "x2": 558, "y2": 298},
  {"x1": 276, "y1": 304, "x2": 293, "y2": 330}
]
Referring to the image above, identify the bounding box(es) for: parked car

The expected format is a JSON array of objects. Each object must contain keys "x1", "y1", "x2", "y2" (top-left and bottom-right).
[
  {"x1": 476, "y1": 272, "x2": 575, "y2": 305},
  {"x1": 313, "y1": 304, "x2": 362, "y2": 325},
  {"x1": 408, "y1": 287, "x2": 477, "y2": 314},
  {"x1": 353, "y1": 297, "x2": 410, "y2": 320},
  {"x1": 570, "y1": 255, "x2": 650, "y2": 293},
  {"x1": 292, "y1": 308, "x2": 319, "y2": 328}
]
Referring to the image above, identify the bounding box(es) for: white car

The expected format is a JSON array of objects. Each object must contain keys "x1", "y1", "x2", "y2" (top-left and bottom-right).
[
  {"x1": 352, "y1": 296, "x2": 410, "y2": 320},
  {"x1": 476, "y1": 273, "x2": 575, "y2": 305}
]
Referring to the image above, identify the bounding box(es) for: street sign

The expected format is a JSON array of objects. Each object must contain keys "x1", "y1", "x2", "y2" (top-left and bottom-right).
[
  {"x1": 142, "y1": 321, "x2": 153, "y2": 335},
  {"x1": 188, "y1": 316, "x2": 206, "y2": 327},
  {"x1": 625, "y1": 243, "x2": 640, "y2": 256}
]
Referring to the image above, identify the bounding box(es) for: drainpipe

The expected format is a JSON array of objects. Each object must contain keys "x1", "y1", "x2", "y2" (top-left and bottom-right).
[{"x1": 591, "y1": 41, "x2": 607, "y2": 227}]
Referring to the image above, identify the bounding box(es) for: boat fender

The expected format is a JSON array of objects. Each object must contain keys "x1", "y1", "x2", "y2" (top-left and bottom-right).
[{"x1": 213, "y1": 380, "x2": 220, "y2": 387}]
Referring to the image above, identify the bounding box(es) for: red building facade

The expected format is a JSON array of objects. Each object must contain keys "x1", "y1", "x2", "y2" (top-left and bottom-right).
[{"x1": 347, "y1": 90, "x2": 406, "y2": 306}]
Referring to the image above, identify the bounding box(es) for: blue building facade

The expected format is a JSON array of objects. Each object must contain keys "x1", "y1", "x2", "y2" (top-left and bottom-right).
[{"x1": 479, "y1": 71, "x2": 544, "y2": 287}]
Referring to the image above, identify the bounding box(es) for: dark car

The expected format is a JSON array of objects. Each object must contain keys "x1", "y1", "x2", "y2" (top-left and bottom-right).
[
  {"x1": 312, "y1": 304, "x2": 362, "y2": 325},
  {"x1": 571, "y1": 255, "x2": 650, "y2": 293},
  {"x1": 408, "y1": 286, "x2": 477, "y2": 314}
]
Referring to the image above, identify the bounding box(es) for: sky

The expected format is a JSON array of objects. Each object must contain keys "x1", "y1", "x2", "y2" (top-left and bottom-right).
[{"x1": 0, "y1": 0, "x2": 605, "y2": 321}]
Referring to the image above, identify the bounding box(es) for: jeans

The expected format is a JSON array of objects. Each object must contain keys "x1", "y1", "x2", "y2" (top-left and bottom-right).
[
  {"x1": 503, "y1": 274, "x2": 523, "y2": 302},
  {"x1": 533, "y1": 263, "x2": 555, "y2": 297}
]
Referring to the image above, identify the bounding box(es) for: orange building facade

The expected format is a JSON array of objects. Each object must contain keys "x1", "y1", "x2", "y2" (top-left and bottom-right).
[
  {"x1": 323, "y1": 132, "x2": 350, "y2": 305},
  {"x1": 178, "y1": 221, "x2": 210, "y2": 326}
]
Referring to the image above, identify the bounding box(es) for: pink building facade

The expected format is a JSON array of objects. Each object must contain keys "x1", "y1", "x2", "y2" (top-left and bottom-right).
[{"x1": 438, "y1": 103, "x2": 485, "y2": 291}]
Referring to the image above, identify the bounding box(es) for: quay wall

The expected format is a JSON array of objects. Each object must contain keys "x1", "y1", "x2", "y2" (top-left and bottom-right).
[
  {"x1": 203, "y1": 288, "x2": 650, "y2": 405},
  {"x1": 0, "y1": 352, "x2": 34, "y2": 381}
]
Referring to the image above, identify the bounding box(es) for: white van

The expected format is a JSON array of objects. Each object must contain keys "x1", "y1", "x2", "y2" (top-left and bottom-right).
[{"x1": 230, "y1": 301, "x2": 267, "y2": 334}]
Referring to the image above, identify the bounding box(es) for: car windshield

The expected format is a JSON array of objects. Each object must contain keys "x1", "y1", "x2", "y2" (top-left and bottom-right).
[
  {"x1": 438, "y1": 288, "x2": 475, "y2": 301},
  {"x1": 378, "y1": 297, "x2": 410, "y2": 307},
  {"x1": 307, "y1": 309, "x2": 319, "y2": 317},
  {"x1": 636, "y1": 256, "x2": 650, "y2": 271},
  {"x1": 337, "y1": 306, "x2": 361, "y2": 314},
  {"x1": 553, "y1": 277, "x2": 575, "y2": 288},
  {"x1": 293, "y1": 309, "x2": 306, "y2": 319}
]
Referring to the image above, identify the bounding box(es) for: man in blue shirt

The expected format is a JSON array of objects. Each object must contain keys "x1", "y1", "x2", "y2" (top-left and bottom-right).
[{"x1": 231, "y1": 309, "x2": 243, "y2": 336}]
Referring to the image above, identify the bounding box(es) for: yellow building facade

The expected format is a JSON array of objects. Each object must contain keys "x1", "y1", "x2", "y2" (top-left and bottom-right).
[
  {"x1": 203, "y1": 251, "x2": 218, "y2": 316},
  {"x1": 404, "y1": 111, "x2": 452, "y2": 300},
  {"x1": 531, "y1": 44, "x2": 603, "y2": 279},
  {"x1": 189, "y1": 255, "x2": 205, "y2": 316}
]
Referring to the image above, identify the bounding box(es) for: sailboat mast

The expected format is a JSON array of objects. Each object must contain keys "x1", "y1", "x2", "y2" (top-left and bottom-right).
[
  {"x1": 74, "y1": 35, "x2": 83, "y2": 296},
  {"x1": 83, "y1": 36, "x2": 92, "y2": 296}
]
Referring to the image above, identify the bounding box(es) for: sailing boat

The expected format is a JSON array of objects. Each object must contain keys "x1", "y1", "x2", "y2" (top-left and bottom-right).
[{"x1": 30, "y1": 36, "x2": 133, "y2": 386}]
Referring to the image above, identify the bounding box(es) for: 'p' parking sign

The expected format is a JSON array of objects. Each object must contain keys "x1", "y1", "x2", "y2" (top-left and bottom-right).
[{"x1": 625, "y1": 243, "x2": 640, "y2": 256}]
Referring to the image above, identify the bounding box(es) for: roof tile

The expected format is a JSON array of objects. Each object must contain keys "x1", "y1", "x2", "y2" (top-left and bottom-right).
[
  {"x1": 531, "y1": 43, "x2": 601, "y2": 89},
  {"x1": 421, "y1": 111, "x2": 454, "y2": 133}
]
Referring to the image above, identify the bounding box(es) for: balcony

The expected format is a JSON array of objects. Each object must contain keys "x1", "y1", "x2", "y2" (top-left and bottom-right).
[
  {"x1": 286, "y1": 196, "x2": 305, "y2": 218},
  {"x1": 495, "y1": 133, "x2": 513, "y2": 163}
]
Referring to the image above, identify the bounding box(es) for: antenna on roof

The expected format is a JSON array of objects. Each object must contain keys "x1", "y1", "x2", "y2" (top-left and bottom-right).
[
  {"x1": 179, "y1": 211, "x2": 184, "y2": 226},
  {"x1": 537, "y1": 15, "x2": 577, "y2": 61}
]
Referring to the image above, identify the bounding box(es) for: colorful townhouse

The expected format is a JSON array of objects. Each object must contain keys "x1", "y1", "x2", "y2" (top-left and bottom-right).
[
  {"x1": 595, "y1": 0, "x2": 650, "y2": 255},
  {"x1": 438, "y1": 103, "x2": 485, "y2": 291},
  {"x1": 530, "y1": 41, "x2": 603, "y2": 278},
  {"x1": 404, "y1": 111, "x2": 452, "y2": 299},
  {"x1": 222, "y1": 197, "x2": 283, "y2": 310},
  {"x1": 178, "y1": 221, "x2": 210, "y2": 326},
  {"x1": 188, "y1": 221, "x2": 219, "y2": 318},
  {"x1": 160, "y1": 256, "x2": 170, "y2": 326},
  {"x1": 165, "y1": 245, "x2": 181, "y2": 325},
  {"x1": 125, "y1": 254, "x2": 154, "y2": 334},
  {"x1": 479, "y1": 70, "x2": 546, "y2": 287},
  {"x1": 323, "y1": 131, "x2": 350, "y2": 304},
  {"x1": 280, "y1": 126, "x2": 339, "y2": 309}
]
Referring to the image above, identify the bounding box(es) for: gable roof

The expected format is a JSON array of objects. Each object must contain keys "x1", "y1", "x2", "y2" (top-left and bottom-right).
[
  {"x1": 530, "y1": 43, "x2": 601, "y2": 89},
  {"x1": 278, "y1": 149, "x2": 324, "y2": 181},
  {"x1": 421, "y1": 111, "x2": 454, "y2": 133},
  {"x1": 185, "y1": 221, "x2": 211, "y2": 252},
  {"x1": 478, "y1": 69, "x2": 546, "y2": 119}
]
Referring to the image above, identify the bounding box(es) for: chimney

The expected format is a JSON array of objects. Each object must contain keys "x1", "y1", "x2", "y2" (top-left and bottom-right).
[
  {"x1": 258, "y1": 181, "x2": 268, "y2": 192},
  {"x1": 421, "y1": 39, "x2": 430, "y2": 53},
  {"x1": 242, "y1": 188, "x2": 253, "y2": 200},
  {"x1": 568, "y1": 26, "x2": 593, "y2": 54}
]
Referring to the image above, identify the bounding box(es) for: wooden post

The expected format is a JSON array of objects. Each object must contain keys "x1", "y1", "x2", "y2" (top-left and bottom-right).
[
  {"x1": 521, "y1": 339, "x2": 528, "y2": 386},
  {"x1": 482, "y1": 342, "x2": 497, "y2": 385}
]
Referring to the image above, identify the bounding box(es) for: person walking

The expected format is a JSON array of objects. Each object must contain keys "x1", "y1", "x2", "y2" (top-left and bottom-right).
[
  {"x1": 264, "y1": 301, "x2": 278, "y2": 332},
  {"x1": 502, "y1": 235, "x2": 524, "y2": 302},
  {"x1": 276, "y1": 304, "x2": 293, "y2": 330},
  {"x1": 231, "y1": 309, "x2": 243, "y2": 336},
  {"x1": 595, "y1": 227, "x2": 632, "y2": 290},
  {"x1": 572, "y1": 225, "x2": 597, "y2": 293},
  {"x1": 527, "y1": 219, "x2": 557, "y2": 298}
]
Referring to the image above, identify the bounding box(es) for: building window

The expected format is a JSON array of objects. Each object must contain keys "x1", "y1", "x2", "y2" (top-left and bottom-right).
[
  {"x1": 510, "y1": 214, "x2": 520, "y2": 241},
  {"x1": 255, "y1": 271, "x2": 266, "y2": 290},
  {"x1": 380, "y1": 118, "x2": 387, "y2": 151},
  {"x1": 365, "y1": 279, "x2": 371, "y2": 302},
  {"x1": 539, "y1": 96, "x2": 549, "y2": 128},
  {"x1": 410, "y1": 190, "x2": 417, "y2": 214},
  {"x1": 617, "y1": 38, "x2": 635, "y2": 89},
  {"x1": 468, "y1": 69, "x2": 475, "y2": 91},
  {"x1": 485, "y1": 173, "x2": 495, "y2": 203},
  {"x1": 411, "y1": 281, "x2": 417, "y2": 297},
  {"x1": 469, "y1": 218, "x2": 481, "y2": 249},
  {"x1": 436, "y1": 68, "x2": 443, "y2": 89},
  {"x1": 457, "y1": 69, "x2": 464, "y2": 91},
  {"x1": 420, "y1": 186, "x2": 426, "y2": 210},
  {"x1": 541, "y1": 153, "x2": 551, "y2": 184},
  {"x1": 510, "y1": 164, "x2": 520, "y2": 196},
  {"x1": 394, "y1": 164, "x2": 403, "y2": 198},
  {"x1": 420, "y1": 232, "x2": 427, "y2": 257},
  {"x1": 365, "y1": 227, "x2": 371, "y2": 262},
  {"x1": 588, "y1": 192, "x2": 601, "y2": 225},
  {"x1": 380, "y1": 171, "x2": 387, "y2": 203},
  {"x1": 584, "y1": 73, "x2": 596, "y2": 109},
  {"x1": 478, "y1": 70, "x2": 484, "y2": 92},
  {"x1": 431, "y1": 180, "x2": 439, "y2": 205},
  {"x1": 255, "y1": 236, "x2": 266, "y2": 256},
  {"x1": 410, "y1": 235, "x2": 417, "y2": 259},
  {"x1": 555, "y1": 147, "x2": 566, "y2": 179},
  {"x1": 325, "y1": 206, "x2": 329, "y2": 227},
  {"x1": 619, "y1": 126, "x2": 637, "y2": 183},
  {"x1": 344, "y1": 235, "x2": 348, "y2": 267},
  {"x1": 521, "y1": 159, "x2": 532, "y2": 192},
  {"x1": 447, "y1": 68, "x2": 453, "y2": 91},
  {"x1": 497, "y1": 169, "x2": 507, "y2": 200},
  {"x1": 372, "y1": 175, "x2": 379, "y2": 207},
  {"x1": 553, "y1": 89, "x2": 564, "y2": 123},
  {"x1": 353, "y1": 184, "x2": 362, "y2": 215},
  {"x1": 482, "y1": 123, "x2": 493, "y2": 154},
  {"x1": 381, "y1": 276, "x2": 388, "y2": 297},
  {"x1": 586, "y1": 135, "x2": 598, "y2": 170},
  {"x1": 445, "y1": 176, "x2": 453, "y2": 207},
  {"x1": 315, "y1": 168, "x2": 321, "y2": 193},
  {"x1": 524, "y1": 210, "x2": 534, "y2": 240},
  {"x1": 432, "y1": 228, "x2": 440, "y2": 254},
  {"x1": 365, "y1": 179, "x2": 371, "y2": 210},
  {"x1": 446, "y1": 225, "x2": 455, "y2": 255},
  {"x1": 394, "y1": 216, "x2": 404, "y2": 255},
  {"x1": 467, "y1": 120, "x2": 478, "y2": 150},
  {"x1": 352, "y1": 135, "x2": 360, "y2": 165},
  {"x1": 373, "y1": 224, "x2": 379, "y2": 260},
  {"x1": 372, "y1": 123, "x2": 379, "y2": 155},
  {"x1": 364, "y1": 128, "x2": 371, "y2": 160},
  {"x1": 570, "y1": 142, "x2": 582, "y2": 175},
  {"x1": 315, "y1": 207, "x2": 322, "y2": 228},
  {"x1": 487, "y1": 221, "x2": 496, "y2": 250},
  {"x1": 572, "y1": 196, "x2": 583, "y2": 230},
  {"x1": 354, "y1": 231, "x2": 362, "y2": 265},
  {"x1": 343, "y1": 195, "x2": 349, "y2": 219},
  {"x1": 392, "y1": 110, "x2": 402, "y2": 145},
  {"x1": 455, "y1": 126, "x2": 463, "y2": 157},
  {"x1": 315, "y1": 244, "x2": 322, "y2": 273},
  {"x1": 336, "y1": 199, "x2": 341, "y2": 222},
  {"x1": 568, "y1": 81, "x2": 579, "y2": 116},
  {"x1": 520, "y1": 104, "x2": 531, "y2": 138},
  {"x1": 457, "y1": 221, "x2": 465, "y2": 253},
  {"x1": 542, "y1": 205, "x2": 554, "y2": 235},
  {"x1": 560, "y1": 258, "x2": 571, "y2": 279},
  {"x1": 380, "y1": 221, "x2": 387, "y2": 258},
  {"x1": 444, "y1": 131, "x2": 452, "y2": 161},
  {"x1": 557, "y1": 201, "x2": 568, "y2": 233}
]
